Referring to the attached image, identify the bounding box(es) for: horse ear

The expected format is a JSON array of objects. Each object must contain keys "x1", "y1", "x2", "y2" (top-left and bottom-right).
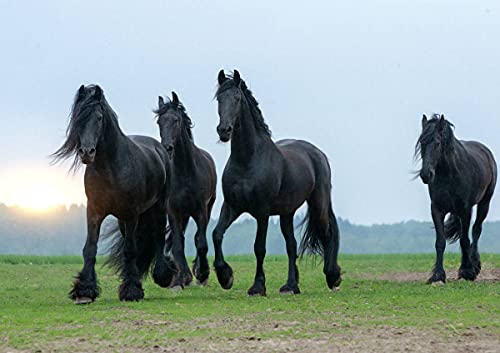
[
  {"x1": 78, "y1": 85, "x2": 86, "y2": 99},
  {"x1": 421, "y1": 114, "x2": 428, "y2": 128},
  {"x1": 172, "y1": 91, "x2": 179, "y2": 105},
  {"x1": 233, "y1": 69, "x2": 241, "y2": 84},
  {"x1": 158, "y1": 96, "x2": 165, "y2": 108},
  {"x1": 438, "y1": 114, "x2": 446, "y2": 131},
  {"x1": 218, "y1": 69, "x2": 227, "y2": 85},
  {"x1": 94, "y1": 85, "x2": 103, "y2": 101}
]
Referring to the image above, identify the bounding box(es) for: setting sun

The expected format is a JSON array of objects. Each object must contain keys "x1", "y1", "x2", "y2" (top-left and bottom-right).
[{"x1": 0, "y1": 165, "x2": 86, "y2": 212}]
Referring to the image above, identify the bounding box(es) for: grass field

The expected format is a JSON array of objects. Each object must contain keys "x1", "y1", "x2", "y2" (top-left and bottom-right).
[{"x1": 1, "y1": 254, "x2": 499, "y2": 353}]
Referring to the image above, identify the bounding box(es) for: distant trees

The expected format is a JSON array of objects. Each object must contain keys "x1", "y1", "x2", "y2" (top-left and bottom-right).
[{"x1": 0, "y1": 203, "x2": 498, "y2": 255}]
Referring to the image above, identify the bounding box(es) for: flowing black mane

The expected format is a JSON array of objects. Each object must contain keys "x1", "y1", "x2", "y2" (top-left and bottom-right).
[
  {"x1": 154, "y1": 98, "x2": 194, "y2": 141},
  {"x1": 415, "y1": 114, "x2": 456, "y2": 159},
  {"x1": 216, "y1": 73, "x2": 272, "y2": 137},
  {"x1": 52, "y1": 85, "x2": 119, "y2": 171}
]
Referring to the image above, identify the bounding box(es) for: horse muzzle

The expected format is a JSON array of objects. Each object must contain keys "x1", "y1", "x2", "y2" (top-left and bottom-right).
[
  {"x1": 78, "y1": 147, "x2": 96, "y2": 164},
  {"x1": 419, "y1": 169, "x2": 435, "y2": 184},
  {"x1": 217, "y1": 125, "x2": 232, "y2": 143}
]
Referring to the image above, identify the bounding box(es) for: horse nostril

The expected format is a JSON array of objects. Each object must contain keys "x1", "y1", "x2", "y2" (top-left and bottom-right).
[
  {"x1": 89, "y1": 148, "x2": 96, "y2": 155},
  {"x1": 166, "y1": 145, "x2": 174, "y2": 152},
  {"x1": 226, "y1": 126, "x2": 233, "y2": 133},
  {"x1": 78, "y1": 148, "x2": 84, "y2": 155}
]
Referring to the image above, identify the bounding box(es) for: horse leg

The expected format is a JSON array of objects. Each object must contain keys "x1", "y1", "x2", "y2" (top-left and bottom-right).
[
  {"x1": 151, "y1": 209, "x2": 177, "y2": 288},
  {"x1": 192, "y1": 210, "x2": 210, "y2": 286},
  {"x1": 248, "y1": 214, "x2": 270, "y2": 296},
  {"x1": 458, "y1": 208, "x2": 476, "y2": 281},
  {"x1": 279, "y1": 213, "x2": 300, "y2": 294},
  {"x1": 427, "y1": 205, "x2": 447, "y2": 284},
  {"x1": 70, "y1": 204, "x2": 104, "y2": 304},
  {"x1": 119, "y1": 217, "x2": 144, "y2": 301},
  {"x1": 213, "y1": 202, "x2": 241, "y2": 289},
  {"x1": 168, "y1": 213, "x2": 192, "y2": 288},
  {"x1": 471, "y1": 198, "x2": 491, "y2": 276}
]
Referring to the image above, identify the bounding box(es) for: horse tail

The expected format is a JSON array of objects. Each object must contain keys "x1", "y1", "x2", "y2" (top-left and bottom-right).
[
  {"x1": 101, "y1": 220, "x2": 125, "y2": 275},
  {"x1": 444, "y1": 213, "x2": 461, "y2": 243},
  {"x1": 102, "y1": 218, "x2": 158, "y2": 279},
  {"x1": 299, "y1": 203, "x2": 340, "y2": 258}
]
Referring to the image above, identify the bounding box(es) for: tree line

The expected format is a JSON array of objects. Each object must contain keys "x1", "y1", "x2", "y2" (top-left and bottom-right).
[{"x1": 0, "y1": 203, "x2": 498, "y2": 255}]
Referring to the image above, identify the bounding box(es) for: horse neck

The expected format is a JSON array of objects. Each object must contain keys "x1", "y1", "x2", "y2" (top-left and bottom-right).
[
  {"x1": 230, "y1": 98, "x2": 271, "y2": 163},
  {"x1": 172, "y1": 127, "x2": 196, "y2": 177},
  {"x1": 93, "y1": 116, "x2": 128, "y2": 170}
]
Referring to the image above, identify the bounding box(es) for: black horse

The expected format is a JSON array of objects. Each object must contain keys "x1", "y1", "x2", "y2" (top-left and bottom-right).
[
  {"x1": 155, "y1": 92, "x2": 217, "y2": 288},
  {"x1": 212, "y1": 70, "x2": 341, "y2": 296},
  {"x1": 416, "y1": 114, "x2": 497, "y2": 284},
  {"x1": 53, "y1": 85, "x2": 175, "y2": 303}
]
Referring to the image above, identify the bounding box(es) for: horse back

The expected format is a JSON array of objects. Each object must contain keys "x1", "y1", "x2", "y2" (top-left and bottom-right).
[
  {"x1": 273, "y1": 139, "x2": 331, "y2": 212},
  {"x1": 462, "y1": 140, "x2": 497, "y2": 192}
]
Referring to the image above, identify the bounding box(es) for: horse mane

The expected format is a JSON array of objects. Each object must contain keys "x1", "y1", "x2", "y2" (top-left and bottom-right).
[
  {"x1": 154, "y1": 98, "x2": 194, "y2": 141},
  {"x1": 414, "y1": 114, "x2": 456, "y2": 160},
  {"x1": 51, "y1": 85, "x2": 119, "y2": 172},
  {"x1": 216, "y1": 73, "x2": 272, "y2": 137}
]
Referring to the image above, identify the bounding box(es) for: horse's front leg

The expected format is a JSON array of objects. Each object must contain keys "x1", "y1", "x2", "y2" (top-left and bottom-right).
[
  {"x1": 70, "y1": 204, "x2": 104, "y2": 304},
  {"x1": 168, "y1": 213, "x2": 192, "y2": 288},
  {"x1": 152, "y1": 210, "x2": 177, "y2": 288},
  {"x1": 212, "y1": 202, "x2": 241, "y2": 289},
  {"x1": 119, "y1": 217, "x2": 144, "y2": 301},
  {"x1": 427, "y1": 204, "x2": 446, "y2": 284},
  {"x1": 192, "y1": 210, "x2": 210, "y2": 286},
  {"x1": 248, "y1": 214, "x2": 270, "y2": 296}
]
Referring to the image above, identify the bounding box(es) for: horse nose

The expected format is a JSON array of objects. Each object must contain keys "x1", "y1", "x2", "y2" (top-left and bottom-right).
[
  {"x1": 165, "y1": 144, "x2": 174, "y2": 153},
  {"x1": 78, "y1": 147, "x2": 96, "y2": 157},
  {"x1": 218, "y1": 125, "x2": 232, "y2": 134},
  {"x1": 420, "y1": 169, "x2": 435, "y2": 184}
]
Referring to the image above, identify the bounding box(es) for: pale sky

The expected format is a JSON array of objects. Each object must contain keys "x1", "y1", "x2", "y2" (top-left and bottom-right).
[{"x1": 0, "y1": 1, "x2": 499, "y2": 224}]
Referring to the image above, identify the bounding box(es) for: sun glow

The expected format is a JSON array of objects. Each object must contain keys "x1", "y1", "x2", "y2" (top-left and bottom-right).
[{"x1": 0, "y1": 166, "x2": 86, "y2": 212}]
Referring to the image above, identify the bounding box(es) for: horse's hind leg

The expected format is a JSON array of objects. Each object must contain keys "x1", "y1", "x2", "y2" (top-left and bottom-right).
[
  {"x1": 119, "y1": 217, "x2": 144, "y2": 301},
  {"x1": 471, "y1": 197, "x2": 492, "y2": 276},
  {"x1": 279, "y1": 213, "x2": 300, "y2": 294},
  {"x1": 458, "y1": 208, "x2": 476, "y2": 281}
]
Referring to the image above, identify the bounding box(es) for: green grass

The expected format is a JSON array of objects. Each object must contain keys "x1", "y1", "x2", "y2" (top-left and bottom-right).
[{"x1": 1, "y1": 253, "x2": 499, "y2": 351}]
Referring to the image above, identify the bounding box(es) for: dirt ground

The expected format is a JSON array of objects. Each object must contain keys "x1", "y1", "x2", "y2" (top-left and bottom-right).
[
  {"x1": 376, "y1": 268, "x2": 500, "y2": 282},
  {"x1": 5, "y1": 327, "x2": 499, "y2": 353}
]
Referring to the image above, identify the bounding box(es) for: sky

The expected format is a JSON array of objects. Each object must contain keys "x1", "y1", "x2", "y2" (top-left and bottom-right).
[{"x1": 0, "y1": 0, "x2": 499, "y2": 224}]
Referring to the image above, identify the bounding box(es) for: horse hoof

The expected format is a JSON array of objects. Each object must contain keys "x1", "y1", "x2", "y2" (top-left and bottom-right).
[
  {"x1": 224, "y1": 275, "x2": 234, "y2": 290},
  {"x1": 247, "y1": 284, "x2": 266, "y2": 297},
  {"x1": 279, "y1": 284, "x2": 300, "y2": 295},
  {"x1": 169, "y1": 285, "x2": 183, "y2": 291},
  {"x1": 196, "y1": 279, "x2": 209, "y2": 287},
  {"x1": 431, "y1": 281, "x2": 445, "y2": 286},
  {"x1": 119, "y1": 282, "x2": 144, "y2": 301},
  {"x1": 74, "y1": 297, "x2": 93, "y2": 305},
  {"x1": 458, "y1": 267, "x2": 477, "y2": 281},
  {"x1": 331, "y1": 286, "x2": 341, "y2": 292},
  {"x1": 248, "y1": 291, "x2": 266, "y2": 297}
]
